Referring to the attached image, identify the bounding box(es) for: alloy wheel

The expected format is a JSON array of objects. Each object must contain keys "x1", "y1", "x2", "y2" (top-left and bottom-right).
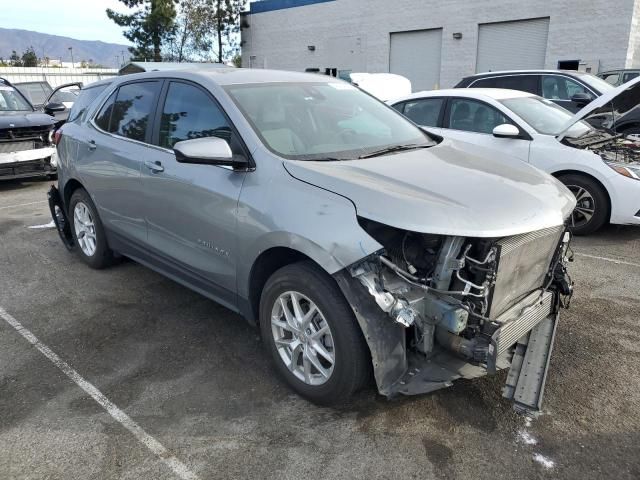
[
  {"x1": 566, "y1": 185, "x2": 596, "y2": 229},
  {"x1": 270, "y1": 291, "x2": 335, "y2": 385},
  {"x1": 73, "y1": 201, "x2": 97, "y2": 256}
]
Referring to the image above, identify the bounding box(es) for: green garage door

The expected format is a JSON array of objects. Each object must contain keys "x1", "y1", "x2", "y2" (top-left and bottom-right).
[
  {"x1": 476, "y1": 18, "x2": 550, "y2": 73},
  {"x1": 390, "y1": 29, "x2": 442, "y2": 91}
]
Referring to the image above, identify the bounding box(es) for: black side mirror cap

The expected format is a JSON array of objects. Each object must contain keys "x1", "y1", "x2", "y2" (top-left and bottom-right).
[
  {"x1": 570, "y1": 93, "x2": 592, "y2": 105},
  {"x1": 44, "y1": 102, "x2": 66, "y2": 114}
]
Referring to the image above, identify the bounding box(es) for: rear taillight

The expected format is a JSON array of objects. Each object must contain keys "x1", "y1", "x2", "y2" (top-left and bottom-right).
[{"x1": 53, "y1": 129, "x2": 62, "y2": 146}]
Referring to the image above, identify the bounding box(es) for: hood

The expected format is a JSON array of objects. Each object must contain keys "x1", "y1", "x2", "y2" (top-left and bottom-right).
[
  {"x1": 0, "y1": 112, "x2": 55, "y2": 130},
  {"x1": 558, "y1": 75, "x2": 640, "y2": 140},
  {"x1": 284, "y1": 139, "x2": 576, "y2": 238}
]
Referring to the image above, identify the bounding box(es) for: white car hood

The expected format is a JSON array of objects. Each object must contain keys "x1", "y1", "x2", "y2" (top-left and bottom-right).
[
  {"x1": 284, "y1": 139, "x2": 576, "y2": 238},
  {"x1": 558, "y1": 75, "x2": 640, "y2": 140}
]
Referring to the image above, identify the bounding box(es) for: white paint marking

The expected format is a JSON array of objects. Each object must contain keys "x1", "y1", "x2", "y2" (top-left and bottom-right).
[
  {"x1": 533, "y1": 453, "x2": 555, "y2": 469},
  {"x1": 0, "y1": 306, "x2": 200, "y2": 480},
  {"x1": 517, "y1": 430, "x2": 537, "y2": 445},
  {"x1": 0, "y1": 200, "x2": 47, "y2": 211},
  {"x1": 574, "y1": 252, "x2": 640, "y2": 269},
  {"x1": 28, "y1": 220, "x2": 56, "y2": 229}
]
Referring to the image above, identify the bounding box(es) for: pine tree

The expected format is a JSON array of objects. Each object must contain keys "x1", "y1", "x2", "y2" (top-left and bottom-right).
[{"x1": 107, "y1": 0, "x2": 178, "y2": 61}]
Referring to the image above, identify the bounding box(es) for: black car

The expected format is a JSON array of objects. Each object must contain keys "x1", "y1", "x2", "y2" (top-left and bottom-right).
[
  {"x1": 455, "y1": 70, "x2": 616, "y2": 113},
  {"x1": 0, "y1": 77, "x2": 57, "y2": 180}
]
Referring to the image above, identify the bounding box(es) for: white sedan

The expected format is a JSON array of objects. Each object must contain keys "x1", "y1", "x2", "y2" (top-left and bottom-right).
[{"x1": 389, "y1": 82, "x2": 640, "y2": 234}]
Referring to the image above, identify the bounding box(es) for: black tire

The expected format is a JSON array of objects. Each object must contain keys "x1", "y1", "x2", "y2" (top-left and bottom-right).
[
  {"x1": 259, "y1": 261, "x2": 371, "y2": 405},
  {"x1": 557, "y1": 173, "x2": 609, "y2": 235},
  {"x1": 68, "y1": 188, "x2": 114, "y2": 269}
]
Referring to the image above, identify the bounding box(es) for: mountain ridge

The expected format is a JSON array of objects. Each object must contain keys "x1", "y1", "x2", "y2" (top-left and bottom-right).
[{"x1": 0, "y1": 27, "x2": 130, "y2": 67}]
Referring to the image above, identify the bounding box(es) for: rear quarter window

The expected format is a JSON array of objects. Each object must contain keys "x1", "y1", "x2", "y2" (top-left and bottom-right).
[{"x1": 69, "y1": 84, "x2": 110, "y2": 123}]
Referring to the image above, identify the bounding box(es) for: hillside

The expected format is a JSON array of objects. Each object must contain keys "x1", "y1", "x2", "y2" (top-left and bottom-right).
[{"x1": 0, "y1": 28, "x2": 130, "y2": 67}]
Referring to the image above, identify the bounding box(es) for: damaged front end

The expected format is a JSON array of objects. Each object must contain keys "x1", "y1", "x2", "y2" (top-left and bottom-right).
[{"x1": 335, "y1": 218, "x2": 573, "y2": 415}]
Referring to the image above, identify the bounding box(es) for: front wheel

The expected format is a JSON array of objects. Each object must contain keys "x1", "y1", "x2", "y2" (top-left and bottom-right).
[
  {"x1": 557, "y1": 173, "x2": 609, "y2": 235},
  {"x1": 260, "y1": 262, "x2": 371, "y2": 405}
]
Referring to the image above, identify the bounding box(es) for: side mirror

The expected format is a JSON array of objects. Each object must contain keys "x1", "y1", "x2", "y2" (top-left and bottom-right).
[
  {"x1": 492, "y1": 123, "x2": 521, "y2": 138},
  {"x1": 173, "y1": 136, "x2": 247, "y2": 170},
  {"x1": 570, "y1": 92, "x2": 592, "y2": 106},
  {"x1": 44, "y1": 102, "x2": 66, "y2": 114}
]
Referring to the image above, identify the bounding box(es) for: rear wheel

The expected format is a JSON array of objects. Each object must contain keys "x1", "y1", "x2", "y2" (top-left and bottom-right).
[
  {"x1": 557, "y1": 174, "x2": 609, "y2": 235},
  {"x1": 260, "y1": 261, "x2": 371, "y2": 405},
  {"x1": 69, "y1": 188, "x2": 114, "y2": 269}
]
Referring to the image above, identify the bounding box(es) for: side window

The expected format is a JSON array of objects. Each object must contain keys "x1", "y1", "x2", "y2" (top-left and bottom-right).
[
  {"x1": 601, "y1": 73, "x2": 620, "y2": 85},
  {"x1": 110, "y1": 81, "x2": 161, "y2": 142},
  {"x1": 542, "y1": 75, "x2": 587, "y2": 101},
  {"x1": 472, "y1": 75, "x2": 539, "y2": 94},
  {"x1": 159, "y1": 82, "x2": 232, "y2": 149},
  {"x1": 69, "y1": 84, "x2": 109, "y2": 123},
  {"x1": 50, "y1": 85, "x2": 80, "y2": 105},
  {"x1": 94, "y1": 90, "x2": 117, "y2": 132},
  {"x1": 402, "y1": 98, "x2": 444, "y2": 127},
  {"x1": 391, "y1": 102, "x2": 405, "y2": 113},
  {"x1": 623, "y1": 72, "x2": 639, "y2": 83},
  {"x1": 447, "y1": 98, "x2": 512, "y2": 134}
]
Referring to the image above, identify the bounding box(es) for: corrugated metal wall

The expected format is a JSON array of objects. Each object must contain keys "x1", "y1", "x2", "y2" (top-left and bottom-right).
[{"x1": 0, "y1": 67, "x2": 118, "y2": 88}]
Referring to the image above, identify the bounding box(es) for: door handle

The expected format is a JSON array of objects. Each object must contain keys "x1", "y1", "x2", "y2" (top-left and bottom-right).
[
  {"x1": 87, "y1": 140, "x2": 96, "y2": 151},
  {"x1": 144, "y1": 160, "x2": 164, "y2": 173}
]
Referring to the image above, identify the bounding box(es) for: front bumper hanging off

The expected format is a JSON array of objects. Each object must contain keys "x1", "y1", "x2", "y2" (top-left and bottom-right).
[
  {"x1": 502, "y1": 313, "x2": 558, "y2": 414},
  {"x1": 48, "y1": 185, "x2": 74, "y2": 250}
]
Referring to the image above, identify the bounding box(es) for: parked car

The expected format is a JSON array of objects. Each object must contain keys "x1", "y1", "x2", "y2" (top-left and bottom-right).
[
  {"x1": 455, "y1": 70, "x2": 615, "y2": 113},
  {"x1": 0, "y1": 77, "x2": 57, "y2": 180},
  {"x1": 347, "y1": 73, "x2": 412, "y2": 102},
  {"x1": 598, "y1": 69, "x2": 640, "y2": 87},
  {"x1": 389, "y1": 82, "x2": 640, "y2": 234},
  {"x1": 14, "y1": 80, "x2": 53, "y2": 109},
  {"x1": 50, "y1": 69, "x2": 576, "y2": 414}
]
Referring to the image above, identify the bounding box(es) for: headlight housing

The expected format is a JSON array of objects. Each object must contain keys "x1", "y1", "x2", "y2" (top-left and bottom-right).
[{"x1": 605, "y1": 161, "x2": 640, "y2": 180}]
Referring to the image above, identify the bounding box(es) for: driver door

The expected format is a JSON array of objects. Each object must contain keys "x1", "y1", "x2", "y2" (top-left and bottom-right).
[{"x1": 141, "y1": 80, "x2": 248, "y2": 307}]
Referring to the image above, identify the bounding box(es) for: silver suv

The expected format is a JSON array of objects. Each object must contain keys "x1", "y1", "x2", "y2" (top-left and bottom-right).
[{"x1": 50, "y1": 68, "x2": 576, "y2": 413}]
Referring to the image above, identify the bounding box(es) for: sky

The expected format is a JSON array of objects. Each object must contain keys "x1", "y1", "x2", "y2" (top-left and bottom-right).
[{"x1": 2, "y1": 0, "x2": 132, "y2": 45}]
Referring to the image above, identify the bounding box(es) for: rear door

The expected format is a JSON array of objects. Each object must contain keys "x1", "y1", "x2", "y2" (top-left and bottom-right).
[
  {"x1": 82, "y1": 80, "x2": 162, "y2": 245},
  {"x1": 141, "y1": 79, "x2": 248, "y2": 307},
  {"x1": 392, "y1": 97, "x2": 445, "y2": 135},
  {"x1": 440, "y1": 97, "x2": 530, "y2": 162}
]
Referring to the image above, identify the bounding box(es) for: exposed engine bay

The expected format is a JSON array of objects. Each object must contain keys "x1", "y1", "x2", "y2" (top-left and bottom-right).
[{"x1": 336, "y1": 218, "x2": 573, "y2": 415}]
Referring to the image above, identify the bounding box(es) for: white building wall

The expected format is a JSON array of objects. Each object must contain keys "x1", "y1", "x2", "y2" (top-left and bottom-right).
[
  {"x1": 0, "y1": 67, "x2": 118, "y2": 88},
  {"x1": 242, "y1": 0, "x2": 639, "y2": 88}
]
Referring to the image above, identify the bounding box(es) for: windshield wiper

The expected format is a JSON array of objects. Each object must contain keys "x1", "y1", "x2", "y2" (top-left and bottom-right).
[{"x1": 358, "y1": 143, "x2": 431, "y2": 159}]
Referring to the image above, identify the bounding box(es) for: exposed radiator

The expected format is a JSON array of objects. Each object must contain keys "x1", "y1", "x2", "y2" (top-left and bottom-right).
[
  {"x1": 489, "y1": 225, "x2": 564, "y2": 318},
  {"x1": 493, "y1": 290, "x2": 553, "y2": 357}
]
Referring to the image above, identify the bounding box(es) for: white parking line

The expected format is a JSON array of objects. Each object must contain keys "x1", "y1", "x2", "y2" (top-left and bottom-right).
[
  {"x1": 0, "y1": 200, "x2": 47, "y2": 211},
  {"x1": 574, "y1": 252, "x2": 640, "y2": 268},
  {"x1": 0, "y1": 306, "x2": 200, "y2": 480}
]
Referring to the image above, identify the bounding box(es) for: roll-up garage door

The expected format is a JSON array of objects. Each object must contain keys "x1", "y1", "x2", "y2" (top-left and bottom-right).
[
  {"x1": 390, "y1": 29, "x2": 442, "y2": 91},
  {"x1": 476, "y1": 18, "x2": 550, "y2": 73}
]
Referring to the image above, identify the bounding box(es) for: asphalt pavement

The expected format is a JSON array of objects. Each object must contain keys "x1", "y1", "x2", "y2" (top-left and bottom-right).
[{"x1": 1, "y1": 178, "x2": 638, "y2": 480}]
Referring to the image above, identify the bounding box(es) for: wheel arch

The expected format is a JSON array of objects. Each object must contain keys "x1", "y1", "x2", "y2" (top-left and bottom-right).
[
  {"x1": 551, "y1": 169, "x2": 612, "y2": 221},
  {"x1": 62, "y1": 178, "x2": 85, "y2": 213},
  {"x1": 246, "y1": 246, "x2": 326, "y2": 325}
]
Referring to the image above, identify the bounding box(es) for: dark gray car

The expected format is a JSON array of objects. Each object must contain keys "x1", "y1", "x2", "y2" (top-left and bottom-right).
[{"x1": 50, "y1": 68, "x2": 576, "y2": 413}]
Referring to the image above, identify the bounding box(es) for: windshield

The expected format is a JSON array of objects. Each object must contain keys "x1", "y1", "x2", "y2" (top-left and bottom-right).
[
  {"x1": 501, "y1": 96, "x2": 592, "y2": 136},
  {"x1": 578, "y1": 73, "x2": 616, "y2": 93},
  {"x1": 224, "y1": 81, "x2": 433, "y2": 160},
  {"x1": 0, "y1": 85, "x2": 33, "y2": 112}
]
